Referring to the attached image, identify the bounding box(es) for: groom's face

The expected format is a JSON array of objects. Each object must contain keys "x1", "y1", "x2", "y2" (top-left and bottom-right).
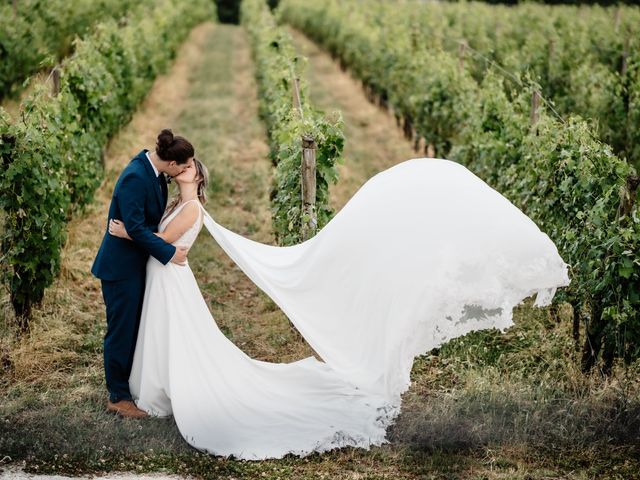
[{"x1": 168, "y1": 157, "x2": 194, "y2": 178}]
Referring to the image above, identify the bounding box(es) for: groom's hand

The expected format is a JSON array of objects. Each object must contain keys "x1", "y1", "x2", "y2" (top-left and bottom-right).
[{"x1": 170, "y1": 246, "x2": 189, "y2": 266}]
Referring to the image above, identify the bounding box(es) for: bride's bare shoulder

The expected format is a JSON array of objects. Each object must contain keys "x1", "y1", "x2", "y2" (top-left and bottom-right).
[
  {"x1": 159, "y1": 201, "x2": 202, "y2": 244},
  {"x1": 176, "y1": 200, "x2": 201, "y2": 221}
]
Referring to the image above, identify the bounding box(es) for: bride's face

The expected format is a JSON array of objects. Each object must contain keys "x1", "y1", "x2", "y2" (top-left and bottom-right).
[
  {"x1": 174, "y1": 160, "x2": 198, "y2": 185},
  {"x1": 169, "y1": 157, "x2": 194, "y2": 181}
]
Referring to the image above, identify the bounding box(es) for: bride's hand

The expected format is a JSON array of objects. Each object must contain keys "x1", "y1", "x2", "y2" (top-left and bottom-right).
[{"x1": 109, "y1": 219, "x2": 132, "y2": 240}]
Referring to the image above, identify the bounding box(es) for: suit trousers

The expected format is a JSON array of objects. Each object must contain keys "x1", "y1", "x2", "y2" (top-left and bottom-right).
[{"x1": 101, "y1": 274, "x2": 146, "y2": 403}]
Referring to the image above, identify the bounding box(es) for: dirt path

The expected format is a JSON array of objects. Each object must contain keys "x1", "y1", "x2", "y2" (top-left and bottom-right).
[
  {"x1": 0, "y1": 466, "x2": 192, "y2": 480},
  {"x1": 171, "y1": 25, "x2": 314, "y2": 364},
  {"x1": 287, "y1": 28, "x2": 417, "y2": 212}
]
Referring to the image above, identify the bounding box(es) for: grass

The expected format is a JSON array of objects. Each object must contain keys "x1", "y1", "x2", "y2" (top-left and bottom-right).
[{"x1": 0, "y1": 22, "x2": 639, "y2": 480}]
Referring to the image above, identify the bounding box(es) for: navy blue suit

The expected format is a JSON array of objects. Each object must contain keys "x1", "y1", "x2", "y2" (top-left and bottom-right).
[{"x1": 92, "y1": 149, "x2": 176, "y2": 403}]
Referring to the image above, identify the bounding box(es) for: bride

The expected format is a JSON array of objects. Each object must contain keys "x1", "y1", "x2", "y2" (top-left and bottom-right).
[{"x1": 108, "y1": 155, "x2": 570, "y2": 460}]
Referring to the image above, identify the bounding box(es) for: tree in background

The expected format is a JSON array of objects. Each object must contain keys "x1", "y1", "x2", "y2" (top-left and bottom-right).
[
  {"x1": 214, "y1": 0, "x2": 239, "y2": 23},
  {"x1": 214, "y1": 0, "x2": 279, "y2": 24}
]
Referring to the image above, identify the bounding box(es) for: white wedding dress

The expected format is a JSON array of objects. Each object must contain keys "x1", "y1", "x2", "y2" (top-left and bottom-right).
[{"x1": 129, "y1": 157, "x2": 570, "y2": 460}]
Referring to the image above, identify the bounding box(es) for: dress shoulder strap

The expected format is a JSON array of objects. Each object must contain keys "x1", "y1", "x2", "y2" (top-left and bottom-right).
[
  {"x1": 179, "y1": 199, "x2": 204, "y2": 226},
  {"x1": 161, "y1": 199, "x2": 202, "y2": 224},
  {"x1": 180, "y1": 198, "x2": 200, "y2": 208},
  {"x1": 174, "y1": 199, "x2": 202, "y2": 215}
]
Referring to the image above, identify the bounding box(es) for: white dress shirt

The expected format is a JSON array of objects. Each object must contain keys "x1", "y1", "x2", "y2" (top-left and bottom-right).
[{"x1": 146, "y1": 150, "x2": 160, "y2": 177}]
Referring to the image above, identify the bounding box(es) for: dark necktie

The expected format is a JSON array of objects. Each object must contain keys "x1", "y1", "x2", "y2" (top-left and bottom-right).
[{"x1": 159, "y1": 173, "x2": 168, "y2": 206}]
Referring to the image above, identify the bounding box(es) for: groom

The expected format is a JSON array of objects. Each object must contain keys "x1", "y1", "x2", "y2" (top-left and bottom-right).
[{"x1": 91, "y1": 129, "x2": 194, "y2": 418}]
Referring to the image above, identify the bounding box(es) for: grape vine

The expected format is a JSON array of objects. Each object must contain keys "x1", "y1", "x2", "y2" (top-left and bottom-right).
[
  {"x1": 279, "y1": 0, "x2": 640, "y2": 372},
  {"x1": 0, "y1": 0, "x2": 215, "y2": 328},
  {"x1": 241, "y1": 0, "x2": 344, "y2": 246}
]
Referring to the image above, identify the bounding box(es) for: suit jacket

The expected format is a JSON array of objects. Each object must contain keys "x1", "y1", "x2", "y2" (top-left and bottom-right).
[{"x1": 91, "y1": 149, "x2": 176, "y2": 281}]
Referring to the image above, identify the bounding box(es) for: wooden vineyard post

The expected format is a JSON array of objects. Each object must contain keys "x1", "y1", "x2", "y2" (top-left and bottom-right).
[
  {"x1": 621, "y1": 35, "x2": 629, "y2": 77},
  {"x1": 425, "y1": 143, "x2": 435, "y2": 158},
  {"x1": 458, "y1": 39, "x2": 468, "y2": 72},
  {"x1": 13, "y1": 0, "x2": 17, "y2": 18},
  {"x1": 617, "y1": 174, "x2": 640, "y2": 221},
  {"x1": 291, "y1": 75, "x2": 302, "y2": 116},
  {"x1": 402, "y1": 114, "x2": 413, "y2": 141},
  {"x1": 548, "y1": 38, "x2": 555, "y2": 80},
  {"x1": 614, "y1": 7, "x2": 621, "y2": 33},
  {"x1": 413, "y1": 135, "x2": 422, "y2": 153},
  {"x1": 378, "y1": 91, "x2": 388, "y2": 111},
  {"x1": 530, "y1": 90, "x2": 540, "y2": 131},
  {"x1": 51, "y1": 67, "x2": 61, "y2": 96},
  {"x1": 301, "y1": 135, "x2": 317, "y2": 240},
  {"x1": 288, "y1": 66, "x2": 316, "y2": 240},
  {"x1": 410, "y1": 25, "x2": 418, "y2": 51}
]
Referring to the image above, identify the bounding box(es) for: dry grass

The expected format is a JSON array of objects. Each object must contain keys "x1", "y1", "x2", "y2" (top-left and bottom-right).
[{"x1": 394, "y1": 302, "x2": 640, "y2": 451}]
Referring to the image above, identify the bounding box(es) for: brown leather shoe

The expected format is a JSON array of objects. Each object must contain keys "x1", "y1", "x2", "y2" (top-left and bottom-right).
[{"x1": 107, "y1": 399, "x2": 148, "y2": 418}]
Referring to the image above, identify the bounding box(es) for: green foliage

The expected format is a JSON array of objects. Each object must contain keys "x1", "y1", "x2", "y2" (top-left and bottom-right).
[
  {"x1": 0, "y1": 0, "x2": 215, "y2": 325},
  {"x1": 0, "y1": 101, "x2": 70, "y2": 324},
  {"x1": 455, "y1": 78, "x2": 640, "y2": 371},
  {"x1": 241, "y1": 0, "x2": 344, "y2": 245},
  {"x1": 280, "y1": 0, "x2": 640, "y2": 369},
  {"x1": 279, "y1": 1, "x2": 640, "y2": 169},
  {"x1": 0, "y1": 0, "x2": 144, "y2": 99}
]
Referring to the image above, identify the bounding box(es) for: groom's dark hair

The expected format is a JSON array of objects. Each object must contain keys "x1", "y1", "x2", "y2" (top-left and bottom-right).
[{"x1": 156, "y1": 128, "x2": 194, "y2": 164}]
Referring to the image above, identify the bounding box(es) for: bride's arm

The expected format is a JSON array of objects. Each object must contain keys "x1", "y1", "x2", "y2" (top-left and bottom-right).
[{"x1": 109, "y1": 202, "x2": 201, "y2": 244}]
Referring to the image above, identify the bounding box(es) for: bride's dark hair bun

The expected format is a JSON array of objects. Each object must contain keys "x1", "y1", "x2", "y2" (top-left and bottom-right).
[{"x1": 155, "y1": 128, "x2": 194, "y2": 164}]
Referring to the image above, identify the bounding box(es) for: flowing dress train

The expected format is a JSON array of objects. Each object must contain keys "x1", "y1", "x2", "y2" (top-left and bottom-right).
[{"x1": 129, "y1": 157, "x2": 570, "y2": 460}]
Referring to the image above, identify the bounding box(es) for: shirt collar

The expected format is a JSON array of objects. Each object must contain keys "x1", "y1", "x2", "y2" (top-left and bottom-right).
[{"x1": 145, "y1": 150, "x2": 160, "y2": 177}]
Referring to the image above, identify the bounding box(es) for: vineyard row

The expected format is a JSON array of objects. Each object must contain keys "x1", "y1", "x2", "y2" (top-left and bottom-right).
[
  {"x1": 0, "y1": 0, "x2": 215, "y2": 328},
  {"x1": 0, "y1": 0, "x2": 161, "y2": 99},
  {"x1": 241, "y1": 0, "x2": 345, "y2": 246},
  {"x1": 280, "y1": 0, "x2": 640, "y2": 371}
]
